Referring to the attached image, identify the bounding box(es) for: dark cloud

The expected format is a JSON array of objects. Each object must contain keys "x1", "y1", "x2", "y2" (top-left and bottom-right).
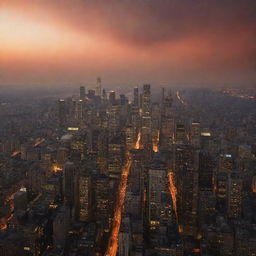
[{"x1": 39, "y1": 0, "x2": 256, "y2": 46}]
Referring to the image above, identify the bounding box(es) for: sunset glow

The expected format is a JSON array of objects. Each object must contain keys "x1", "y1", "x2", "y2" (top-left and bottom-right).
[{"x1": 0, "y1": 0, "x2": 255, "y2": 87}]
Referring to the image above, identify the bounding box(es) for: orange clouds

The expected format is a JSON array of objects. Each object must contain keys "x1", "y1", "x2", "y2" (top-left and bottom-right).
[{"x1": 0, "y1": 0, "x2": 255, "y2": 87}]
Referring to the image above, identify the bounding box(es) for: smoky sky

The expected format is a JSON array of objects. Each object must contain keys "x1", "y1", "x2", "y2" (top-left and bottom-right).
[{"x1": 0, "y1": 0, "x2": 256, "y2": 88}]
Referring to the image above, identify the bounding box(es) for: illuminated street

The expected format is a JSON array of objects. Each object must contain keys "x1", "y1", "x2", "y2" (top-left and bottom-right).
[
  {"x1": 105, "y1": 132, "x2": 141, "y2": 256},
  {"x1": 168, "y1": 172, "x2": 178, "y2": 221},
  {"x1": 152, "y1": 130, "x2": 159, "y2": 152}
]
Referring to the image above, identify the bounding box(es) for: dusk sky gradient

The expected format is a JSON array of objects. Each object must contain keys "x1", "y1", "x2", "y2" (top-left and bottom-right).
[{"x1": 0, "y1": 0, "x2": 255, "y2": 88}]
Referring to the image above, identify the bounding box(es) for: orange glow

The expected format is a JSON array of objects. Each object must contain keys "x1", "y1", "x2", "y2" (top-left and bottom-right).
[
  {"x1": 11, "y1": 151, "x2": 20, "y2": 157},
  {"x1": 152, "y1": 130, "x2": 160, "y2": 152},
  {"x1": 0, "y1": 212, "x2": 14, "y2": 230},
  {"x1": 168, "y1": 172, "x2": 178, "y2": 222},
  {"x1": 0, "y1": 8, "x2": 93, "y2": 58},
  {"x1": 52, "y1": 164, "x2": 63, "y2": 173},
  {"x1": 135, "y1": 131, "x2": 141, "y2": 150},
  {"x1": 105, "y1": 132, "x2": 141, "y2": 256},
  {"x1": 33, "y1": 138, "x2": 45, "y2": 147}
]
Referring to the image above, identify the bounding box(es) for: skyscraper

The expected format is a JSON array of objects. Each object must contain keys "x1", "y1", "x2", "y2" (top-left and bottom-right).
[
  {"x1": 191, "y1": 122, "x2": 201, "y2": 148},
  {"x1": 58, "y1": 99, "x2": 66, "y2": 127},
  {"x1": 63, "y1": 161, "x2": 78, "y2": 217},
  {"x1": 133, "y1": 87, "x2": 139, "y2": 106},
  {"x1": 80, "y1": 86, "x2": 86, "y2": 100},
  {"x1": 78, "y1": 173, "x2": 91, "y2": 222},
  {"x1": 109, "y1": 90, "x2": 116, "y2": 105},
  {"x1": 96, "y1": 77, "x2": 102, "y2": 97},
  {"x1": 142, "y1": 84, "x2": 151, "y2": 116},
  {"x1": 228, "y1": 172, "x2": 242, "y2": 219}
]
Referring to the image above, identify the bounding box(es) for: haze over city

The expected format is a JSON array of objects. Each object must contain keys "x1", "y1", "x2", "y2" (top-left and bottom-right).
[
  {"x1": 0, "y1": 0, "x2": 256, "y2": 88},
  {"x1": 1, "y1": 1, "x2": 256, "y2": 256}
]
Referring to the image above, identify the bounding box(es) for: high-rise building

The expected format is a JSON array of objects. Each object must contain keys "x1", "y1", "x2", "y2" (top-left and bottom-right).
[
  {"x1": 216, "y1": 154, "x2": 234, "y2": 214},
  {"x1": 147, "y1": 160, "x2": 170, "y2": 229},
  {"x1": 108, "y1": 136, "x2": 124, "y2": 179},
  {"x1": 125, "y1": 125, "x2": 135, "y2": 150},
  {"x1": 175, "y1": 124, "x2": 187, "y2": 144},
  {"x1": 191, "y1": 122, "x2": 201, "y2": 148},
  {"x1": 96, "y1": 77, "x2": 102, "y2": 97},
  {"x1": 108, "y1": 105, "x2": 121, "y2": 137},
  {"x1": 94, "y1": 174, "x2": 112, "y2": 232},
  {"x1": 175, "y1": 145, "x2": 198, "y2": 236},
  {"x1": 63, "y1": 161, "x2": 78, "y2": 217},
  {"x1": 198, "y1": 151, "x2": 214, "y2": 191},
  {"x1": 120, "y1": 94, "x2": 126, "y2": 105},
  {"x1": 109, "y1": 91, "x2": 116, "y2": 105},
  {"x1": 142, "y1": 84, "x2": 151, "y2": 116},
  {"x1": 228, "y1": 172, "x2": 242, "y2": 219},
  {"x1": 102, "y1": 88, "x2": 107, "y2": 103},
  {"x1": 80, "y1": 86, "x2": 86, "y2": 100},
  {"x1": 58, "y1": 99, "x2": 66, "y2": 127},
  {"x1": 78, "y1": 173, "x2": 91, "y2": 222},
  {"x1": 133, "y1": 87, "x2": 139, "y2": 106},
  {"x1": 160, "y1": 91, "x2": 174, "y2": 149}
]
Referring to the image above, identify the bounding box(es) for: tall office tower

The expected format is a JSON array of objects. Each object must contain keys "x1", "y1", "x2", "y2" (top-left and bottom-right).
[
  {"x1": 141, "y1": 115, "x2": 152, "y2": 154},
  {"x1": 142, "y1": 84, "x2": 151, "y2": 116},
  {"x1": 200, "y1": 131, "x2": 212, "y2": 151},
  {"x1": 58, "y1": 99, "x2": 66, "y2": 127},
  {"x1": 216, "y1": 172, "x2": 228, "y2": 214},
  {"x1": 198, "y1": 151, "x2": 215, "y2": 227},
  {"x1": 125, "y1": 160, "x2": 144, "y2": 218},
  {"x1": 125, "y1": 125, "x2": 135, "y2": 150},
  {"x1": 102, "y1": 88, "x2": 107, "y2": 103},
  {"x1": 198, "y1": 151, "x2": 214, "y2": 191},
  {"x1": 80, "y1": 86, "x2": 85, "y2": 100},
  {"x1": 175, "y1": 124, "x2": 187, "y2": 144},
  {"x1": 108, "y1": 136, "x2": 124, "y2": 179},
  {"x1": 96, "y1": 77, "x2": 102, "y2": 97},
  {"x1": 227, "y1": 172, "x2": 242, "y2": 219},
  {"x1": 161, "y1": 87, "x2": 165, "y2": 106},
  {"x1": 130, "y1": 101, "x2": 140, "y2": 132},
  {"x1": 160, "y1": 117, "x2": 175, "y2": 148},
  {"x1": 191, "y1": 122, "x2": 201, "y2": 148},
  {"x1": 133, "y1": 87, "x2": 139, "y2": 106},
  {"x1": 43, "y1": 173, "x2": 62, "y2": 205},
  {"x1": 147, "y1": 160, "x2": 171, "y2": 230},
  {"x1": 151, "y1": 103, "x2": 160, "y2": 150},
  {"x1": 120, "y1": 94, "x2": 126, "y2": 105},
  {"x1": 108, "y1": 104, "x2": 120, "y2": 137},
  {"x1": 96, "y1": 129, "x2": 109, "y2": 173},
  {"x1": 94, "y1": 174, "x2": 112, "y2": 232},
  {"x1": 175, "y1": 145, "x2": 198, "y2": 236},
  {"x1": 219, "y1": 154, "x2": 234, "y2": 172},
  {"x1": 109, "y1": 90, "x2": 116, "y2": 105},
  {"x1": 70, "y1": 134, "x2": 86, "y2": 161},
  {"x1": 87, "y1": 89, "x2": 95, "y2": 99},
  {"x1": 159, "y1": 89, "x2": 174, "y2": 149},
  {"x1": 78, "y1": 172, "x2": 91, "y2": 222},
  {"x1": 63, "y1": 161, "x2": 78, "y2": 217},
  {"x1": 216, "y1": 153, "x2": 234, "y2": 213},
  {"x1": 161, "y1": 88, "x2": 173, "y2": 117},
  {"x1": 74, "y1": 99, "x2": 83, "y2": 121}
]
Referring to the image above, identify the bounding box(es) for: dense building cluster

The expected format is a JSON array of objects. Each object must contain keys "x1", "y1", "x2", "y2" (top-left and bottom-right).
[{"x1": 0, "y1": 82, "x2": 256, "y2": 256}]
